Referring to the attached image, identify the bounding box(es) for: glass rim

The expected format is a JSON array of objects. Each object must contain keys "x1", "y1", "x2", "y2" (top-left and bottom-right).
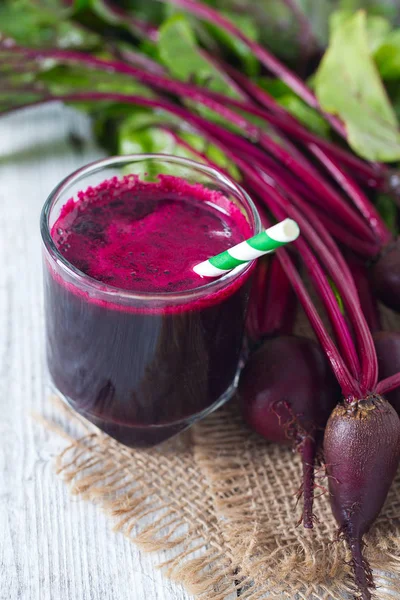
[{"x1": 40, "y1": 153, "x2": 262, "y2": 303}]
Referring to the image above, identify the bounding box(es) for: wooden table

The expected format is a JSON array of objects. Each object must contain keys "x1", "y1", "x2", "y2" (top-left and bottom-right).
[{"x1": 0, "y1": 104, "x2": 193, "y2": 600}]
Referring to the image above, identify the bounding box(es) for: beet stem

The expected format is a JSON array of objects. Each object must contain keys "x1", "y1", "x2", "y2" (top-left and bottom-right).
[
  {"x1": 238, "y1": 162, "x2": 378, "y2": 392},
  {"x1": 247, "y1": 169, "x2": 358, "y2": 295},
  {"x1": 231, "y1": 160, "x2": 362, "y2": 380},
  {"x1": 376, "y1": 372, "x2": 400, "y2": 396},
  {"x1": 113, "y1": 46, "x2": 166, "y2": 75},
  {"x1": 223, "y1": 66, "x2": 384, "y2": 185},
  {"x1": 196, "y1": 121, "x2": 376, "y2": 244},
  {"x1": 278, "y1": 249, "x2": 359, "y2": 397},
  {"x1": 2, "y1": 43, "x2": 378, "y2": 243},
  {"x1": 312, "y1": 212, "x2": 380, "y2": 259},
  {"x1": 309, "y1": 144, "x2": 391, "y2": 245}
]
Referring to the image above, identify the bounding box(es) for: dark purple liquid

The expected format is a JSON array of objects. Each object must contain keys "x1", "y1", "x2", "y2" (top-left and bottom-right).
[{"x1": 44, "y1": 175, "x2": 253, "y2": 446}]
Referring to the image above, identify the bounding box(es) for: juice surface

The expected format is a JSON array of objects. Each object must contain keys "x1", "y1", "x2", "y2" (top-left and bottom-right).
[{"x1": 51, "y1": 174, "x2": 249, "y2": 293}]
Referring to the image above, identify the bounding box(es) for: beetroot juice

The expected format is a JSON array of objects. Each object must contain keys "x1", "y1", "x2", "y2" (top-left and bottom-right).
[{"x1": 41, "y1": 155, "x2": 260, "y2": 447}]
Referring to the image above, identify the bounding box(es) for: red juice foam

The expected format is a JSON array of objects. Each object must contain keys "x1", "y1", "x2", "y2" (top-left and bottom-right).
[
  {"x1": 52, "y1": 174, "x2": 248, "y2": 296},
  {"x1": 44, "y1": 175, "x2": 254, "y2": 447}
]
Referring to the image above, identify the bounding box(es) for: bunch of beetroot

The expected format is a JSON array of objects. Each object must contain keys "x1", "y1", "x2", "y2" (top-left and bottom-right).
[{"x1": 2, "y1": 1, "x2": 400, "y2": 597}]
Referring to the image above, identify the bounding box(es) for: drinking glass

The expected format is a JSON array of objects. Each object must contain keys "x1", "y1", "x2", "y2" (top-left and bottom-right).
[{"x1": 41, "y1": 154, "x2": 261, "y2": 447}]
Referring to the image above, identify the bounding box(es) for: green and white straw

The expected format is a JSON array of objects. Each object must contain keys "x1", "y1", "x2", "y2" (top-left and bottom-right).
[{"x1": 193, "y1": 218, "x2": 300, "y2": 277}]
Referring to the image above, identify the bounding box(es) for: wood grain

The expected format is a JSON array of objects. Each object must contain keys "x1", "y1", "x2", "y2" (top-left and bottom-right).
[{"x1": 0, "y1": 104, "x2": 193, "y2": 600}]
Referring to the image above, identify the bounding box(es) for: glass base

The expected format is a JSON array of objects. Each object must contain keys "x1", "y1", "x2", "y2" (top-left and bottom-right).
[{"x1": 51, "y1": 374, "x2": 239, "y2": 448}]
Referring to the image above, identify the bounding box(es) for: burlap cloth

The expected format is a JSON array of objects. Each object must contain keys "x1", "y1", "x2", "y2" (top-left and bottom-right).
[{"x1": 41, "y1": 307, "x2": 400, "y2": 600}]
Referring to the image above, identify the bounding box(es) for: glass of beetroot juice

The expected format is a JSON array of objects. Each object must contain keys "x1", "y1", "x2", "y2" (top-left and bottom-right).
[{"x1": 41, "y1": 154, "x2": 261, "y2": 447}]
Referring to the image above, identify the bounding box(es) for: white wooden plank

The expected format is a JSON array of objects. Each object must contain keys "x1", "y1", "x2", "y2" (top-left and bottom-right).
[{"x1": 0, "y1": 104, "x2": 192, "y2": 600}]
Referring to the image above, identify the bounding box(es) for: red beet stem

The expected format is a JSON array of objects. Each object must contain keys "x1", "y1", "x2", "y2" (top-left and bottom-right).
[
  {"x1": 244, "y1": 255, "x2": 270, "y2": 345},
  {"x1": 312, "y1": 212, "x2": 380, "y2": 259},
  {"x1": 198, "y1": 49, "x2": 249, "y2": 100},
  {"x1": 195, "y1": 124, "x2": 376, "y2": 244},
  {"x1": 276, "y1": 248, "x2": 359, "y2": 398},
  {"x1": 246, "y1": 171, "x2": 358, "y2": 296},
  {"x1": 114, "y1": 46, "x2": 166, "y2": 75},
  {"x1": 169, "y1": 97, "x2": 378, "y2": 248},
  {"x1": 224, "y1": 67, "x2": 383, "y2": 183},
  {"x1": 236, "y1": 160, "x2": 379, "y2": 392},
  {"x1": 282, "y1": 0, "x2": 317, "y2": 64},
  {"x1": 309, "y1": 144, "x2": 391, "y2": 245},
  {"x1": 2, "y1": 43, "x2": 377, "y2": 244},
  {"x1": 230, "y1": 159, "x2": 365, "y2": 381},
  {"x1": 253, "y1": 204, "x2": 359, "y2": 395},
  {"x1": 162, "y1": 127, "x2": 223, "y2": 171},
  {"x1": 376, "y1": 372, "x2": 400, "y2": 395}
]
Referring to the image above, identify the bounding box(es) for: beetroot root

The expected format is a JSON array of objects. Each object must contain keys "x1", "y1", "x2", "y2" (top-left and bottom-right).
[{"x1": 324, "y1": 396, "x2": 400, "y2": 600}]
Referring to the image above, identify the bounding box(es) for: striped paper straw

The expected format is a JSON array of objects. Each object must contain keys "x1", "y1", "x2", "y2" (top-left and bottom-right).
[{"x1": 193, "y1": 218, "x2": 300, "y2": 277}]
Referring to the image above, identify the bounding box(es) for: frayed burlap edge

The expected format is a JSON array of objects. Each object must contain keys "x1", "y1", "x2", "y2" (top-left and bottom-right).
[
  {"x1": 37, "y1": 398, "x2": 253, "y2": 600},
  {"x1": 37, "y1": 394, "x2": 400, "y2": 600}
]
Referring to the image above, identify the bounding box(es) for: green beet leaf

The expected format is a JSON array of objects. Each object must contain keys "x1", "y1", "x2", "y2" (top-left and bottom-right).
[
  {"x1": 364, "y1": 15, "x2": 392, "y2": 51},
  {"x1": 0, "y1": 0, "x2": 100, "y2": 49},
  {"x1": 73, "y1": 0, "x2": 91, "y2": 11},
  {"x1": 315, "y1": 10, "x2": 400, "y2": 162},
  {"x1": 374, "y1": 30, "x2": 400, "y2": 79},
  {"x1": 158, "y1": 13, "x2": 239, "y2": 97},
  {"x1": 331, "y1": 10, "x2": 392, "y2": 52}
]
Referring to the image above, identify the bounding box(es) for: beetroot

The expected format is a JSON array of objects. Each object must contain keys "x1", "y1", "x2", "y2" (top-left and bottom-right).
[
  {"x1": 239, "y1": 335, "x2": 340, "y2": 528},
  {"x1": 374, "y1": 331, "x2": 400, "y2": 413},
  {"x1": 370, "y1": 239, "x2": 400, "y2": 313},
  {"x1": 324, "y1": 396, "x2": 400, "y2": 600}
]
